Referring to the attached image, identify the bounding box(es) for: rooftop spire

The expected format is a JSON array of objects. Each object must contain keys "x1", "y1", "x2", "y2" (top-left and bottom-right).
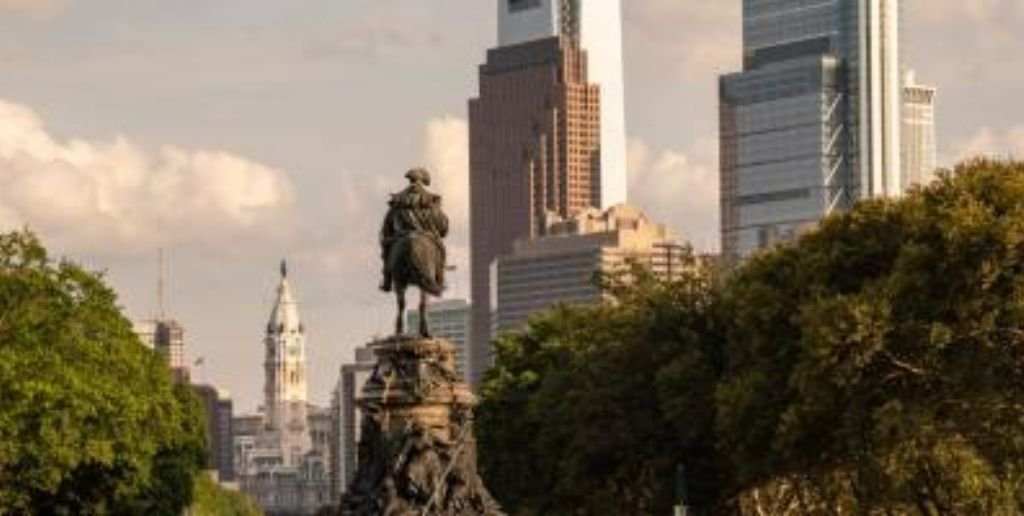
[
  {"x1": 268, "y1": 260, "x2": 301, "y2": 335},
  {"x1": 158, "y1": 248, "x2": 166, "y2": 319}
]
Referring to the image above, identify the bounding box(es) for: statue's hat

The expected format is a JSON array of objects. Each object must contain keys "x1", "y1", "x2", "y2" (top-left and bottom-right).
[{"x1": 405, "y1": 167, "x2": 431, "y2": 186}]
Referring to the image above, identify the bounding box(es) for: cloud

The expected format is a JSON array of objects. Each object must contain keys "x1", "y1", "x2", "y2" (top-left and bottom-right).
[
  {"x1": 624, "y1": 0, "x2": 740, "y2": 83},
  {"x1": 950, "y1": 125, "x2": 1024, "y2": 163},
  {"x1": 300, "y1": 3, "x2": 452, "y2": 63},
  {"x1": 627, "y1": 138, "x2": 720, "y2": 252},
  {"x1": 0, "y1": 99, "x2": 295, "y2": 254},
  {"x1": 421, "y1": 115, "x2": 470, "y2": 293},
  {"x1": 297, "y1": 115, "x2": 471, "y2": 300},
  {"x1": 421, "y1": 116, "x2": 468, "y2": 239},
  {"x1": 0, "y1": 0, "x2": 70, "y2": 19},
  {"x1": 915, "y1": 0, "x2": 1019, "y2": 24}
]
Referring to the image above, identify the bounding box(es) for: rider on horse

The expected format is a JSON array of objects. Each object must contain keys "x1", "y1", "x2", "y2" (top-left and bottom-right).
[{"x1": 379, "y1": 167, "x2": 449, "y2": 336}]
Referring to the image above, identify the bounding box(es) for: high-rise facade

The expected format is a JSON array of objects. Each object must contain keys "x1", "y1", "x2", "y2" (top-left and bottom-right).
[
  {"x1": 331, "y1": 345, "x2": 375, "y2": 499},
  {"x1": 232, "y1": 414, "x2": 262, "y2": 481},
  {"x1": 720, "y1": 0, "x2": 918, "y2": 261},
  {"x1": 498, "y1": 0, "x2": 628, "y2": 208},
  {"x1": 495, "y1": 204, "x2": 685, "y2": 334},
  {"x1": 470, "y1": 0, "x2": 627, "y2": 386},
  {"x1": 191, "y1": 384, "x2": 235, "y2": 483},
  {"x1": 135, "y1": 319, "x2": 189, "y2": 383},
  {"x1": 469, "y1": 36, "x2": 601, "y2": 385},
  {"x1": 902, "y1": 71, "x2": 937, "y2": 188},
  {"x1": 405, "y1": 299, "x2": 471, "y2": 380}
]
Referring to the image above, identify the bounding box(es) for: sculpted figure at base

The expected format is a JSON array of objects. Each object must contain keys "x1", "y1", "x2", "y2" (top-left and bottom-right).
[
  {"x1": 380, "y1": 167, "x2": 448, "y2": 337},
  {"x1": 339, "y1": 340, "x2": 503, "y2": 515}
]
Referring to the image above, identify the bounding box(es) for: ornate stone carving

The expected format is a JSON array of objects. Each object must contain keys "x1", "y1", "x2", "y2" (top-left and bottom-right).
[{"x1": 340, "y1": 336, "x2": 503, "y2": 516}]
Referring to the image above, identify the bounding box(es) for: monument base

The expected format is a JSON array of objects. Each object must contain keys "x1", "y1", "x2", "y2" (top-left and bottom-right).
[{"x1": 339, "y1": 336, "x2": 503, "y2": 516}]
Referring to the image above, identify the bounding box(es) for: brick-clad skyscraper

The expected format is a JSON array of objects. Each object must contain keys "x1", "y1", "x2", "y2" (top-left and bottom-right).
[{"x1": 468, "y1": 35, "x2": 601, "y2": 386}]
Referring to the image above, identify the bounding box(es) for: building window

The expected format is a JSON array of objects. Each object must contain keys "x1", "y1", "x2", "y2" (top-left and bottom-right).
[{"x1": 508, "y1": 0, "x2": 541, "y2": 13}]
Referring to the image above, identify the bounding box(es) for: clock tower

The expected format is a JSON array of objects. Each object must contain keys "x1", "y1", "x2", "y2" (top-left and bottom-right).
[{"x1": 261, "y1": 260, "x2": 311, "y2": 466}]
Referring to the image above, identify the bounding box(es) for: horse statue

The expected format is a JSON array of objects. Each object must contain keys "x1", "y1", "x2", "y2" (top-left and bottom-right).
[{"x1": 379, "y1": 167, "x2": 449, "y2": 337}]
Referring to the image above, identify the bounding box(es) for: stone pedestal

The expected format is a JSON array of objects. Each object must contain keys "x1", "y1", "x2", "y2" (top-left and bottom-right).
[{"x1": 340, "y1": 336, "x2": 503, "y2": 516}]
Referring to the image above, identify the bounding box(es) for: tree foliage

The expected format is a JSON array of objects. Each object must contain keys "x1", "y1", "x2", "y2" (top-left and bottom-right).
[
  {"x1": 478, "y1": 255, "x2": 724, "y2": 514},
  {"x1": 716, "y1": 159, "x2": 1024, "y2": 513},
  {"x1": 0, "y1": 231, "x2": 207, "y2": 514},
  {"x1": 478, "y1": 159, "x2": 1024, "y2": 514},
  {"x1": 191, "y1": 473, "x2": 262, "y2": 516}
]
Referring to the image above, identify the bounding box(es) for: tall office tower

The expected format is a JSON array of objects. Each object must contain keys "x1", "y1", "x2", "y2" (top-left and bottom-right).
[
  {"x1": 495, "y1": 204, "x2": 685, "y2": 334},
  {"x1": 191, "y1": 384, "x2": 235, "y2": 482},
  {"x1": 720, "y1": 0, "x2": 910, "y2": 262},
  {"x1": 405, "y1": 299, "x2": 471, "y2": 380},
  {"x1": 231, "y1": 414, "x2": 263, "y2": 480},
  {"x1": 303, "y1": 407, "x2": 334, "y2": 505},
  {"x1": 135, "y1": 319, "x2": 189, "y2": 383},
  {"x1": 332, "y1": 346, "x2": 375, "y2": 497},
  {"x1": 902, "y1": 71, "x2": 938, "y2": 188},
  {"x1": 469, "y1": 0, "x2": 626, "y2": 386},
  {"x1": 261, "y1": 260, "x2": 311, "y2": 467},
  {"x1": 499, "y1": 0, "x2": 628, "y2": 207},
  {"x1": 469, "y1": 35, "x2": 601, "y2": 385}
]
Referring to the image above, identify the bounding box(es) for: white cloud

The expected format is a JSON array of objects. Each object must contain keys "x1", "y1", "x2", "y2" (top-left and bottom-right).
[
  {"x1": 421, "y1": 116, "x2": 468, "y2": 239},
  {"x1": 0, "y1": 0, "x2": 70, "y2": 19},
  {"x1": 297, "y1": 115, "x2": 471, "y2": 300},
  {"x1": 0, "y1": 99, "x2": 295, "y2": 254},
  {"x1": 624, "y1": 0, "x2": 740, "y2": 83},
  {"x1": 951, "y1": 125, "x2": 1024, "y2": 163},
  {"x1": 627, "y1": 138, "x2": 720, "y2": 252},
  {"x1": 421, "y1": 115, "x2": 470, "y2": 295},
  {"x1": 916, "y1": 0, "x2": 1018, "y2": 24},
  {"x1": 301, "y1": 3, "x2": 455, "y2": 63}
]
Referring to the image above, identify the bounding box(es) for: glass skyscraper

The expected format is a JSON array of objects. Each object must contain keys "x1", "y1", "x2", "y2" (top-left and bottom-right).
[
  {"x1": 469, "y1": 0, "x2": 628, "y2": 386},
  {"x1": 720, "y1": 0, "x2": 929, "y2": 261},
  {"x1": 498, "y1": 0, "x2": 628, "y2": 209},
  {"x1": 406, "y1": 299, "x2": 471, "y2": 380}
]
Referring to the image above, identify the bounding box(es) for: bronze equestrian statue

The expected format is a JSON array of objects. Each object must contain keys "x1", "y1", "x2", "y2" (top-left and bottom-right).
[
  {"x1": 341, "y1": 167, "x2": 504, "y2": 516},
  {"x1": 380, "y1": 167, "x2": 448, "y2": 337}
]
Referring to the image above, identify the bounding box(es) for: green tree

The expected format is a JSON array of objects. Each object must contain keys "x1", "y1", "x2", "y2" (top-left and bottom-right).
[
  {"x1": 479, "y1": 159, "x2": 1024, "y2": 514},
  {"x1": 191, "y1": 473, "x2": 262, "y2": 516},
  {"x1": 714, "y1": 159, "x2": 1024, "y2": 513},
  {"x1": 478, "y1": 255, "x2": 725, "y2": 514},
  {"x1": 0, "y1": 231, "x2": 207, "y2": 514}
]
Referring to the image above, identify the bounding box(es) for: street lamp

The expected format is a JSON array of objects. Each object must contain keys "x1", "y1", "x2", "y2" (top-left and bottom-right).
[{"x1": 674, "y1": 463, "x2": 691, "y2": 516}]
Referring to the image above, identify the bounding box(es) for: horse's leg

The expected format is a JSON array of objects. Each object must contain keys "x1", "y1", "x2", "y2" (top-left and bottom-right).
[
  {"x1": 395, "y1": 286, "x2": 406, "y2": 336},
  {"x1": 419, "y1": 289, "x2": 430, "y2": 338}
]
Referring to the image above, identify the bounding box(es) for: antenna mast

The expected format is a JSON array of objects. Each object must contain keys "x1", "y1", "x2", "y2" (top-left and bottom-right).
[{"x1": 158, "y1": 248, "x2": 166, "y2": 319}]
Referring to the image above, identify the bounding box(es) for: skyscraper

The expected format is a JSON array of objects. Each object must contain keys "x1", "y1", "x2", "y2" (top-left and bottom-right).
[
  {"x1": 469, "y1": 0, "x2": 626, "y2": 386},
  {"x1": 498, "y1": 0, "x2": 628, "y2": 208},
  {"x1": 469, "y1": 36, "x2": 600, "y2": 386},
  {"x1": 191, "y1": 384, "x2": 235, "y2": 482},
  {"x1": 405, "y1": 299, "x2": 471, "y2": 380},
  {"x1": 494, "y1": 204, "x2": 684, "y2": 333},
  {"x1": 135, "y1": 319, "x2": 189, "y2": 384},
  {"x1": 331, "y1": 345, "x2": 375, "y2": 498},
  {"x1": 720, "y1": 0, "x2": 920, "y2": 261},
  {"x1": 902, "y1": 71, "x2": 938, "y2": 188}
]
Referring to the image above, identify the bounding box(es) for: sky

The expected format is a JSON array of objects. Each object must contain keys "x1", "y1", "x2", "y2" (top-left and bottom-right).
[{"x1": 0, "y1": 0, "x2": 1021, "y2": 411}]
